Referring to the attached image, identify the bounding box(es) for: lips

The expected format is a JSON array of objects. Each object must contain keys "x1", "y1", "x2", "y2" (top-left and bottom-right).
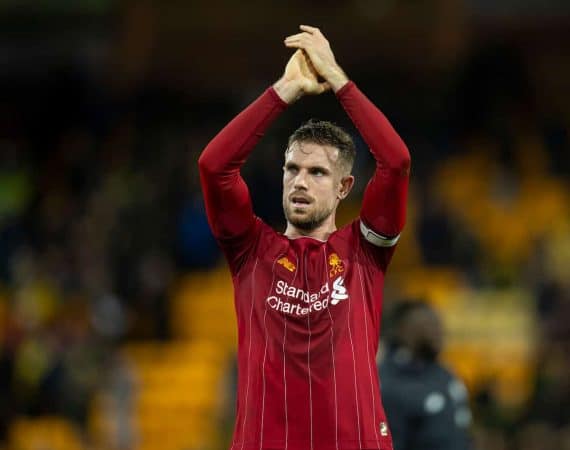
[{"x1": 290, "y1": 194, "x2": 313, "y2": 206}]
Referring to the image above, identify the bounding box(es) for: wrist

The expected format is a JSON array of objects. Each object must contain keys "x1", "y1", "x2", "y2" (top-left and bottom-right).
[
  {"x1": 324, "y1": 66, "x2": 349, "y2": 93},
  {"x1": 273, "y1": 77, "x2": 303, "y2": 104}
]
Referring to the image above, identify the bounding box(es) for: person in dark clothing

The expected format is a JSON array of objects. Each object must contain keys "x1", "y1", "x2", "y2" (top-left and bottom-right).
[{"x1": 379, "y1": 300, "x2": 472, "y2": 450}]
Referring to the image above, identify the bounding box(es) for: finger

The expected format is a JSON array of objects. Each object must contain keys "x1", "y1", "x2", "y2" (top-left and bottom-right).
[
  {"x1": 284, "y1": 37, "x2": 301, "y2": 44},
  {"x1": 284, "y1": 32, "x2": 312, "y2": 42},
  {"x1": 284, "y1": 41, "x2": 304, "y2": 50},
  {"x1": 304, "y1": 53, "x2": 319, "y2": 75},
  {"x1": 318, "y1": 81, "x2": 331, "y2": 93},
  {"x1": 285, "y1": 36, "x2": 313, "y2": 51},
  {"x1": 285, "y1": 35, "x2": 312, "y2": 46},
  {"x1": 300, "y1": 25, "x2": 320, "y2": 34},
  {"x1": 297, "y1": 51, "x2": 309, "y2": 70},
  {"x1": 309, "y1": 82, "x2": 330, "y2": 96},
  {"x1": 284, "y1": 38, "x2": 301, "y2": 47}
]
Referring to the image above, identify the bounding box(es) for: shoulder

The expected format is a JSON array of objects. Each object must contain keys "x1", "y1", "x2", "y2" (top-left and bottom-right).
[
  {"x1": 253, "y1": 218, "x2": 286, "y2": 248},
  {"x1": 223, "y1": 217, "x2": 287, "y2": 276},
  {"x1": 332, "y1": 219, "x2": 397, "y2": 271},
  {"x1": 329, "y1": 220, "x2": 359, "y2": 249},
  {"x1": 250, "y1": 219, "x2": 294, "y2": 261}
]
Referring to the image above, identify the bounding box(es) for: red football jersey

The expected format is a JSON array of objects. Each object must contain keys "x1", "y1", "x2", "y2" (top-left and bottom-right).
[{"x1": 199, "y1": 81, "x2": 410, "y2": 450}]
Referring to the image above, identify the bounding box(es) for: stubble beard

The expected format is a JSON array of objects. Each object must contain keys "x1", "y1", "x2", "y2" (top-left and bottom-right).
[{"x1": 283, "y1": 200, "x2": 333, "y2": 231}]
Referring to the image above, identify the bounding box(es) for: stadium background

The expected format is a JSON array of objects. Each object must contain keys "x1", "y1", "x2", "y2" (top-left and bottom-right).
[{"x1": 0, "y1": 0, "x2": 569, "y2": 449}]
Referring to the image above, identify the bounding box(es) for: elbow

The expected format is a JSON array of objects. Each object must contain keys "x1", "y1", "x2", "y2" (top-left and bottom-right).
[
  {"x1": 197, "y1": 152, "x2": 208, "y2": 174},
  {"x1": 390, "y1": 143, "x2": 411, "y2": 175},
  {"x1": 198, "y1": 144, "x2": 239, "y2": 185},
  {"x1": 198, "y1": 148, "x2": 218, "y2": 176}
]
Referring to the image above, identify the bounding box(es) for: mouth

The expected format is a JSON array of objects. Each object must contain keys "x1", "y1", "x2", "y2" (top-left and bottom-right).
[{"x1": 290, "y1": 194, "x2": 312, "y2": 208}]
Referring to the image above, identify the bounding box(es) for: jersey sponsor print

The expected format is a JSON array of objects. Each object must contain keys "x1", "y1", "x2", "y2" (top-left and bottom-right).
[{"x1": 199, "y1": 81, "x2": 410, "y2": 450}]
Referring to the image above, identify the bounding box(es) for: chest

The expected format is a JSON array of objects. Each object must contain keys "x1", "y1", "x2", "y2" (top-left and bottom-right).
[
  {"x1": 272, "y1": 240, "x2": 348, "y2": 285},
  {"x1": 245, "y1": 236, "x2": 369, "y2": 321}
]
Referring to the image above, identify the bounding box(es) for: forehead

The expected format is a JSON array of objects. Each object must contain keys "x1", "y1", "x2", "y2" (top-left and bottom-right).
[{"x1": 285, "y1": 141, "x2": 340, "y2": 167}]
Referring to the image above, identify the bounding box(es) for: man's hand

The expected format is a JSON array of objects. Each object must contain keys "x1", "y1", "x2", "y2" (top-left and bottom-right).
[
  {"x1": 273, "y1": 50, "x2": 330, "y2": 104},
  {"x1": 284, "y1": 25, "x2": 349, "y2": 93}
]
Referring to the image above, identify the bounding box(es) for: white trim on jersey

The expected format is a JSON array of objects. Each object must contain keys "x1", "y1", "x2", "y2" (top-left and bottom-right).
[
  {"x1": 360, "y1": 220, "x2": 400, "y2": 247},
  {"x1": 303, "y1": 252, "x2": 314, "y2": 450},
  {"x1": 241, "y1": 258, "x2": 259, "y2": 450},
  {"x1": 346, "y1": 270, "x2": 362, "y2": 448},
  {"x1": 282, "y1": 316, "x2": 288, "y2": 450},
  {"x1": 356, "y1": 259, "x2": 381, "y2": 447},
  {"x1": 323, "y1": 248, "x2": 339, "y2": 450},
  {"x1": 261, "y1": 257, "x2": 284, "y2": 447},
  {"x1": 259, "y1": 292, "x2": 270, "y2": 448}
]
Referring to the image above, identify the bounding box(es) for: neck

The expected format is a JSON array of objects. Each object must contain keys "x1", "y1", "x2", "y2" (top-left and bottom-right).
[{"x1": 284, "y1": 212, "x2": 337, "y2": 241}]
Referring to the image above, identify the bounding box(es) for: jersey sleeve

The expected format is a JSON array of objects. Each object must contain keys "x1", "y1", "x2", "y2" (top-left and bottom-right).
[
  {"x1": 198, "y1": 87, "x2": 288, "y2": 272},
  {"x1": 336, "y1": 82, "x2": 410, "y2": 251}
]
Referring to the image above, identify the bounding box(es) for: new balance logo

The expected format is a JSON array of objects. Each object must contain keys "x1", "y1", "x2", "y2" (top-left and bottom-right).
[{"x1": 330, "y1": 276, "x2": 348, "y2": 305}]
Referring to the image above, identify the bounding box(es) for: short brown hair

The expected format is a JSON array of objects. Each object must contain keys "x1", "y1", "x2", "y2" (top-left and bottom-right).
[{"x1": 286, "y1": 119, "x2": 356, "y2": 174}]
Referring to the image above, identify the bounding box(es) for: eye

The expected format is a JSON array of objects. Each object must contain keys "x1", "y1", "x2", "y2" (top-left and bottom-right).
[
  {"x1": 310, "y1": 168, "x2": 326, "y2": 176},
  {"x1": 284, "y1": 165, "x2": 299, "y2": 175}
]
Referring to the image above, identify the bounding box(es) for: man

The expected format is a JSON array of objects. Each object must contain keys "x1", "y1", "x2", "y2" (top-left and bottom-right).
[
  {"x1": 199, "y1": 25, "x2": 410, "y2": 450},
  {"x1": 379, "y1": 301, "x2": 472, "y2": 450}
]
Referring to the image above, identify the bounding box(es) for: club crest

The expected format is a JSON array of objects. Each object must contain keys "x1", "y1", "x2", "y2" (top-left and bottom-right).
[{"x1": 328, "y1": 253, "x2": 344, "y2": 277}]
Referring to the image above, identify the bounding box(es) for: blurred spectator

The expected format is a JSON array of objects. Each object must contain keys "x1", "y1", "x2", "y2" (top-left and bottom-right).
[
  {"x1": 0, "y1": 2, "x2": 568, "y2": 448},
  {"x1": 379, "y1": 301, "x2": 472, "y2": 450}
]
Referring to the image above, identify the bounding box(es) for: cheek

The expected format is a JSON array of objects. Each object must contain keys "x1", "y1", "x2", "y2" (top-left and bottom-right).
[{"x1": 316, "y1": 183, "x2": 337, "y2": 205}]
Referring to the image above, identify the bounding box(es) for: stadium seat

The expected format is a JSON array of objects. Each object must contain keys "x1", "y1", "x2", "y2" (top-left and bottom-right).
[{"x1": 9, "y1": 417, "x2": 84, "y2": 450}]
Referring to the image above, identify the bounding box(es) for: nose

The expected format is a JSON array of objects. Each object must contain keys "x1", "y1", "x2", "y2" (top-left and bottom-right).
[{"x1": 293, "y1": 170, "x2": 309, "y2": 190}]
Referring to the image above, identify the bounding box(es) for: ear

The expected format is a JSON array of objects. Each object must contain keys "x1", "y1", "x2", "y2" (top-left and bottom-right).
[{"x1": 337, "y1": 175, "x2": 355, "y2": 200}]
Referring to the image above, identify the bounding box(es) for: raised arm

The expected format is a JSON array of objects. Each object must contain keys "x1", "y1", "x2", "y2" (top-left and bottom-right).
[
  {"x1": 337, "y1": 82, "x2": 411, "y2": 245},
  {"x1": 198, "y1": 87, "x2": 287, "y2": 244},
  {"x1": 198, "y1": 49, "x2": 330, "y2": 269},
  {"x1": 285, "y1": 25, "x2": 411, "y2": 247}
]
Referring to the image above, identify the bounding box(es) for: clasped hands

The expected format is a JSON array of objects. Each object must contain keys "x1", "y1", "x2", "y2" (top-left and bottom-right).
[{"x1": 274, "y1": 25, "x2": 349, "y2": 104}]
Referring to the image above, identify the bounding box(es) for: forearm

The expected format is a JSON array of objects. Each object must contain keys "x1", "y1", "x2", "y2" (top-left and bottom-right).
[
  {"x1": 198, "y1": 87, "x2": 288, "y2": 177},
  {"x1": 337, "y1": 82, "x2": 410, "y2": 237},
  {"x1": 198, "y1": 86, "x2": 287, "y2": 240},
  {"x1": 323, "y1": 65, "x2": 350, "y2": 93},
  {"x1": 273, "y1": 77, "x2": 303, "y2": 104},
  {"x1": 336, "y1": 82, "x2": 410, "y2": 171}
]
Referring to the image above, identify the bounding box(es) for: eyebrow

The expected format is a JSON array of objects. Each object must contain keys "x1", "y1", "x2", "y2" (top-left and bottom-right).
[
  {"x1": 284, "y1": 162, "x2": 331, "y2": 174},
  {"x1": 309, "y1": 165, "x2": 331, "y2": 174}
]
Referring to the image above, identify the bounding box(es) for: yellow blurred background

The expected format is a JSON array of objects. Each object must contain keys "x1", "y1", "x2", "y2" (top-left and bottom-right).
[{"x1": 0, "y1": 1, "x2": 569, "y2": 450}]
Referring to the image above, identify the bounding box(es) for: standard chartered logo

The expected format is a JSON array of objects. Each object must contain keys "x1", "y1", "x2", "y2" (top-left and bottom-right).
[
  {"x1": 330, "y1": 277, "x2": 348, "y2": 305},
  {"x1": 266, "y1": 276, "x2": 348, "y2": 316}
]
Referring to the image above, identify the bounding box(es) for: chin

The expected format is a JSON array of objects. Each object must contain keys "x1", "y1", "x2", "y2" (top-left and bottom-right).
[
  {"x1": 290, "y1": 219, "x2": 320, "y2": 231},
  {"x1": 286, "y1": 210, "x2": 328, "y2": 232}
]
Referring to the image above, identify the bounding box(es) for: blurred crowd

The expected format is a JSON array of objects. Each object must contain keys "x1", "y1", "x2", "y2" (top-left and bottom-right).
[{"x1": 1, "y1": 2, "x2": 569, "y2": 450}]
